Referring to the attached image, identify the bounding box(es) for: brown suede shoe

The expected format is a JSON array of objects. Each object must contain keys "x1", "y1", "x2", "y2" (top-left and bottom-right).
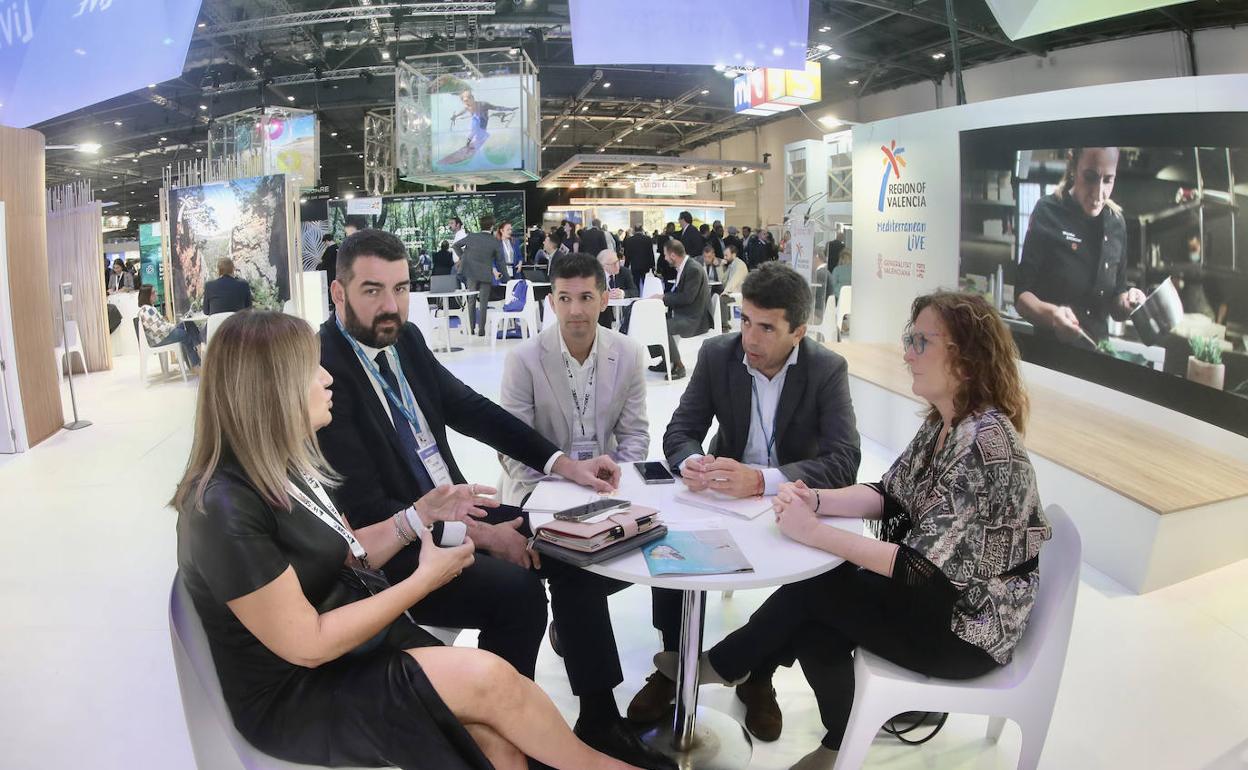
[
  {"x1": 626, "y1": 670, "x2": 676, "y2": 723},
  {"x1": 736, "y1": 678, "x2": 783, "y2": 742}
]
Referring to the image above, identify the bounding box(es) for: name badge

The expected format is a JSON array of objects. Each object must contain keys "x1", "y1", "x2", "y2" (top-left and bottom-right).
[
  {"x1": 419, "y1": 442, "x2": 455, "y2": 487},
  {"x1": 570, "y1": 438, "x2": 599, "y2": 462}
]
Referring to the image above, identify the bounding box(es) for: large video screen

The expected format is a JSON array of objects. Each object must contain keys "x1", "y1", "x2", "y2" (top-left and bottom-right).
[
  {"x1": 0, "y1": 0, "x2": 201, "y2": 128},
  {"x1": 327, "y1": 191, "x2": 525, "y2": 263},
  {"x1": 430, "y1": 76, "x2": 525, "y2": 174},
  {"x1": 960, "y1": 114, "x2": 1248, "y2": 435}
]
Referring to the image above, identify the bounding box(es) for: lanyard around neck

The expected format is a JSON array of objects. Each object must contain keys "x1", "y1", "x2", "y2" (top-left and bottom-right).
[
  {"x1": 750, "y1": 377, "x2": 780, "y2": 466},
  {"x1": 562, "y1": 348, "x2": 596, "y2": 436},
  {"x1": 287, "y1": 471, "x2": 370, "y2": 569},
  {"x1": 335, "y1": 315, "x2": 423, "y2": 433}
]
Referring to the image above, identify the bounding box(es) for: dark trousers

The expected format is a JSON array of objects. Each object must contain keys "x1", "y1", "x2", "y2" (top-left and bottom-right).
[
  {"x1": 648, "y1": 315, "x2": 701, "y2": 370},
  {"x1": 651, "y1": 587, "x2": 690, "y2": 652},
  {"x1": 470, "y1": 280, "x2": 493, "y2": 336},
  {"x1": 719, "y1": 294, "x2": 736, "y2": 332},
  {"x1": 631, "y1": 267, "x2": 650, "y2": 292},
  {"x1": 543, "y1": 560, "x2": 632, "y2": 695},
  {"x1": 155, "y1": 321, "x2": 203, "y2": 367},
  {"x1": 706, "y1": 563, "x2": 998, "y2": 749}
]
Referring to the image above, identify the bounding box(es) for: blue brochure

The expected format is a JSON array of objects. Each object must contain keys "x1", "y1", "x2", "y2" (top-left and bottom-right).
[{"x1": 642, "y1": 530, "x2": 754, "y2": 577}]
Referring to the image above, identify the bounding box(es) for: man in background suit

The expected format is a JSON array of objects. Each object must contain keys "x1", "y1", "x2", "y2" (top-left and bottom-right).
[
  {"x1": 317, "y1": 229, "x2": 672, "y2": 768},
  {"x1": 577, "y1": 218, "x2": 609, "y2": 256},
  {"x1": 202, "y1": 258, "x2": 252, "y2": 314},
  {"x1": 678, "y1": 210, "x2": 704, "y2": 264},
  {"x1": 623, "y1": 224, "x2": 655, "y2": 290},
  {"x1": 644, "y1": 240, "x2": 711, "y2": 380},
  {"x1": 453, "y1": 214, "x2": 510, "y2": 336},
  {"x1": 596, "y1": 248, "x2": 638, "y2": 330},
  {"x1": 627, "y1": 263, "x2": 861, "y2": 742}
]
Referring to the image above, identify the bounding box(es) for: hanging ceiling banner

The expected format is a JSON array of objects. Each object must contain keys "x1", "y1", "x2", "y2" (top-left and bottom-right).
[
  {"x1": 733, "y1": 62, "x2": 821, "y2": 116},
  {"x1": 635, "y1": 179, "x2": 697, "y2": 196}
]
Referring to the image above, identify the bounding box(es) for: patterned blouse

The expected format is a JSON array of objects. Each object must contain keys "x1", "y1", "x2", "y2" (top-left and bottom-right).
[
  {"x1": 873, "y1": 408, "x2": 1051, "y2": 664},
  {"x1": 139, "y1": 305, "x2": 176, "y2": 347}
]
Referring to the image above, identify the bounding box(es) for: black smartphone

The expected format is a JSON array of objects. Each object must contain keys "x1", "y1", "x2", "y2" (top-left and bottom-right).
[
  {"x1": 634, "y1": 461, "x2": 676, "y2": 485},
  {"x1": 553, "y1": 498, "x2": 631, "y2": 522}
]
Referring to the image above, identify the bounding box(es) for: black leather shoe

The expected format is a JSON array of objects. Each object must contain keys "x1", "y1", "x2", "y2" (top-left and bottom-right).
[
  {"x1": 669, "y1": 366, "x2": 686, "y2": 380},
  {"x1": 648, "y1": 362, "x2": 668, "y2": 373},
  {"x1": 547, "y1": 622, "x2": 563, "y2": 658},
  {"x1": 574, "y1": 716, "x2": 677, "y2": 770}
]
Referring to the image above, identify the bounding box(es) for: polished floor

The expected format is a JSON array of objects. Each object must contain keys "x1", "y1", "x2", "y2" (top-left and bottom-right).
[{"x1": 2, "y1": 330, "x2": 1247, "y2": 770}]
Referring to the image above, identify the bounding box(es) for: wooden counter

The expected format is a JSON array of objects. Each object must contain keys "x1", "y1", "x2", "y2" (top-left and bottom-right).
[{"x1": 827, "y1": 341, "x2": 1248, "y2": 515}]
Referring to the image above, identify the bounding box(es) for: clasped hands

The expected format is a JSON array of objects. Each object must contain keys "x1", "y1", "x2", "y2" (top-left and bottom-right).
[
  {"x1": 680, "y1": 455, "x2": 763, "y2": 498},
  {"x1": 411, "y1": 483, "x2": 539, "y2": 570},
  {"x1": 772, "y1": 479, "x2": 824, "y2": 546}
]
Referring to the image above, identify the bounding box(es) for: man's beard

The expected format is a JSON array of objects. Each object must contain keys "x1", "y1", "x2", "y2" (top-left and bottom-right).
[{"x1": 342, "y1": 298, "x2": 402, "y2": 348}]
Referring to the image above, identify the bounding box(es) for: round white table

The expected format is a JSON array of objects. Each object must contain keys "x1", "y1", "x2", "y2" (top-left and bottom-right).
[
  {"x1": 529, "y1": 471, "x2": 860, "y2": 768},
  {"x1": 607, "y1": 296, "x2": 638, "y2": 330},
  {"x1": 425, "y1": 290, "x2": 478, "y2": 353}
]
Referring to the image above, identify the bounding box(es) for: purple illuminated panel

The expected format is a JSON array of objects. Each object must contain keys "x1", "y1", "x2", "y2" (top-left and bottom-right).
[
  {"x1": 0, "y1": 0, "x2": 202, "y2": 128},
  {"x1": 568, "y1": 0, "x2": 809, "y2": 69}
]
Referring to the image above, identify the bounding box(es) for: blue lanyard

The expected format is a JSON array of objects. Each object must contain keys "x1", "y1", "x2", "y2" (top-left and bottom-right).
[
  {"x1": 750, "y1": 378, "x2": 779, "y2": 465},
  {"x1": 335, "y1": 315, "x2": 423, "y2": 434}
]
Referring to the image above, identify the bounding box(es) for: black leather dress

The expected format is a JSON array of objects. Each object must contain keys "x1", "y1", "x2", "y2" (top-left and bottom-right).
[{"x1": 175, "y1": 461, "x2": 492, "y2": 770}]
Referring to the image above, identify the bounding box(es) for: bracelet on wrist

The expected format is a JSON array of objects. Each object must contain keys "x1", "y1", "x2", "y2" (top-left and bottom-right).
[
  {"x1": 393, "y1": 513, "x2": 416, "y2": 546},
  {"x1": 814, "y1": 489, "x2": 822, "y2": 513}
]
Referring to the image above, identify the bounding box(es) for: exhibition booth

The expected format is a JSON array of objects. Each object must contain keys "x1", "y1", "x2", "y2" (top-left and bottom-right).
[{"x1": 845, "y1": 72, "x2": 1248, "y2": 593}]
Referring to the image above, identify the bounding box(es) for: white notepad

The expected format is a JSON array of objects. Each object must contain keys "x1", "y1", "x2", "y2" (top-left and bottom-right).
[
  {"x1": 524, "y1": 480, "x2": 605, "y2": 513},
  {"x1": 674, "y1": 489, "x2": 774, "y2": 520}
]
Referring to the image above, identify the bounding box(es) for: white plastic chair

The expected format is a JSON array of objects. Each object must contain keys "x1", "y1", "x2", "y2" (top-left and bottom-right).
[
  {"x1": 53, "y1": 320, "x2": 87, "y2": 376},
  {"x1": 835, "y1": 286, "x2": 852, "y2": 341},
  {"x1": 627, "y1": 298, "x2": 674, "y2": 382},
  {"x1": 542, "y1": 295, "x2": 558, "y2": 332},
  {"x1": 169, "y1": 576, "x2": 459, "y2": 770},
  {"x1": 726, "y1": 291, "x2": 743, "y2": 331},
  {"x1": 809, "y1": 295, "x2": 838, "y2": 344},
  {"x1": 205, "y1": 312, "x2": 234, "y2": 344},
  {"x1": 138, "y1": 319, "x2": 188, "y2": 384},
  {"x1": 282, "y1": 299, "x2": 296, "y2": 315},
  {"x1": 832, "y1": 504, "x2": 1081, "y2": 770},
  {"x1": 407, "y1": 292, "x2": 436, "y2": 341},
  {"x1": 640, "y1": 273, "x2": 664, "y2": 300},
  {"x1": 489, "y1": 280, "x2": 538, "y2": 348}
]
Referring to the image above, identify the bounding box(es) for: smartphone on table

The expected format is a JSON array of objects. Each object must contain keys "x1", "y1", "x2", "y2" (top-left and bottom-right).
[
  {"x1": 553, "y1": 498, "x2": 631, "y2": 522},
  {"x1": 634, "y1": 461, "x2": 675, "y2": 485}
]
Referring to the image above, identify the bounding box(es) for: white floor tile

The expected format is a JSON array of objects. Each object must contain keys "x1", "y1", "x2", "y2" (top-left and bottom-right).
[{"x1": 1, "y1": 336, "x2": 1245, "y2": 769}]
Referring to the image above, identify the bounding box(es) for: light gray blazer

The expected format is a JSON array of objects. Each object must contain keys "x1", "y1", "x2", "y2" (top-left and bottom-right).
[{"x1": 498, "y1": 324, "x2": 650, "y2": 505}]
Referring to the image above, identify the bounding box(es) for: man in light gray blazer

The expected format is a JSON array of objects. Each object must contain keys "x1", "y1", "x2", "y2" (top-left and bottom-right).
[
  {"x1": 453, "y1": 213, "x2": 510, "y2": 336},
  {"x1": 498, "y1": 252, "x2": 649, "y2": 505}
]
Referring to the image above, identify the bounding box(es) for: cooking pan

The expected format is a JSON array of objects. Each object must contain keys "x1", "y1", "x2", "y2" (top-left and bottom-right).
[{"x1": 1129, "y1": 278, "x2": 1183, "y2": 346}]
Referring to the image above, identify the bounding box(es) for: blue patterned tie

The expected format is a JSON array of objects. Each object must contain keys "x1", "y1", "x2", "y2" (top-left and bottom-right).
[{"x1": 374, "y1": 351, "x2": 435, "y2": 495}]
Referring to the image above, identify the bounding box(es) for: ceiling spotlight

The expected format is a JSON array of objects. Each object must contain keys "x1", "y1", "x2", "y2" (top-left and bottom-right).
[
  {"x1": 827, "y1": 53, "x2": 842, "y2": 60},
  {"x1": 815, "y1": 44, "x2": 832, "y2": 52},
  {"x1": 581, "y1": 105, "x2": 588, "y2": 112},
  {"x1": 286, "y1": 95, "x2": 295, "y2": 101},
  {"x1": 713, "y1": 64, "x2": 726, "y2": 72},
  {"x1": 195, "y1": 148, "x2": 203, "y2": 153},
  {"x1": 146, "y1": 83, "x2": 156, "y2": 89},
  {"x1": 113, "y1": 120, "x2": 122, "y2": 126},
  {"x1": 346, "y1": 144, "x2": 352, "y2": 149},
  {"x1": 380, "y1": 50, "x2": 391, "y2": 61},
  {"x1": 818, "y1": 115, "x2": 841, "y2": 127},
  {"x1": 700, "y1": 89, "x2": 709, "y2": 95},
  {"x1": 818, "y1": 25, "x2": 832, "y2": 33},
  {"x1": 112, "y1": 175, "x2": 118, "y2": 179},
  {"x1": 848, "y1": 79, "x2": 860, "y2": 85},
  {"x1": 932, "y1": 52, "x2": 946, "y2": 60},
  {"x1": 159, "y1": 136, "x2": 167, "y2": 141},
  {"x1": 197, "y1": 21, "x2": 206, "y2": 28},
  {"x1": 330, "y1": 131, "x2": 338, "y2": 137},
  {"x1": 131, "y1": 158, "x2": 138, "y2": 163},
  {"x1": 771, "y1": 46, "x2": 784, "y2": 56},
  {"x1": 77, "y1": 142, "x2": 101, "y2": 153},
  {"x1": 603, "y1": 82, "x2": 611, "y2": 88},
  {"x1": 664, "y1": 108, "x2": 672, "y2": 114},
  {"x1": 198, "y1": 104, "x2": 208, "y2": 110}
]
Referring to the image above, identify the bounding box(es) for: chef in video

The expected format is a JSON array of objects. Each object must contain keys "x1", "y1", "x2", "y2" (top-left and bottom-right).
[{"x1": 1016, "y1": 146, "x2": 1146, "y2": 344}]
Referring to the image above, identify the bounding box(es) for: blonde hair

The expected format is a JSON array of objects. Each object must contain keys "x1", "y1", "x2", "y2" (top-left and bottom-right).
[{"x1": 172, "y1": 311, "x2": 335, "y2": 514}]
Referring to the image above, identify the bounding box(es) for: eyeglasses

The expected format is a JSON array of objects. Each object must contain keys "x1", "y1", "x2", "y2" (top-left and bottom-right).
[{"x1": 901, "y1": 328, "x2": 944, "y2": 355}]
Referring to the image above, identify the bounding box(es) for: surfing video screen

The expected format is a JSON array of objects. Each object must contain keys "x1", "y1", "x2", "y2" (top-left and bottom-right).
[
  {"x1": 431, "y1": 75, "x2": 526, "y2": 174},
  {"x1": 959, "y1": 113, "x2": 1248, "y2": 436}
]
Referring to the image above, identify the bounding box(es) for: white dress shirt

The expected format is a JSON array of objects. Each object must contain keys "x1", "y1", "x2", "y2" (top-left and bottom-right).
[
  {"x1": 557, "y1": 329, "x2": 599, "y2": 444},
  {"x1": 678, "y1": 343, "x2": 798, "y2": 495},
  {"x1": 670, "y1": 254, "x2": 689, "y2": 290}
]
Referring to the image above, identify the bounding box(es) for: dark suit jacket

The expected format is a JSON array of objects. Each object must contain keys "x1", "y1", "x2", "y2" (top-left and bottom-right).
[
  {"x1": 431, "y1": 249, "x2": 455, "y2": 276},
  {"x1": 453, "y1": 231, "x2": 508, "y2": 284},
  {"x1": 598, "y1": 268, "x2": 639, "y2": 327},
  {"x1": 577, "y1": 227, "x2": 608, "y2": 256},
  {"x1": 623, "y1": 233, "x2": 655, "y2": 273},
  {"x1": 680, "y1": 224, "x2": 705, "y2": 263},
  {"x1": 664, "y1": 257, "x2": 712, "y2": 335},
  {"x1": 663, "y1": 334, "x2": 860, "y2": 488},
  {"x1": 203, "y1": 275, "x2": 252, "y2": 314},
  {"x1": 316, "y1": 318, "x2": 559, "y2": 546}
]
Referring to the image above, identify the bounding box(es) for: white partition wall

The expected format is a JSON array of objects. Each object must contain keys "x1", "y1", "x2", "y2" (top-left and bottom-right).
[{"x1": 0, "y1": 203, "x2": 27, "y2": 452}]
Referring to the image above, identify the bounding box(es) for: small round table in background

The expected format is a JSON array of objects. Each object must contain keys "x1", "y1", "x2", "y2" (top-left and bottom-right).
[{"x1": 425, "y1": 290, "x2": 478, "y2": 353}]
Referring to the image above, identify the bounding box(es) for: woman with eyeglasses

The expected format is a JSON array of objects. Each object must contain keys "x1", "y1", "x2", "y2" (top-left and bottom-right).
[
  {"x1": 173, "y1": 311, "x2": 644, "y2": 770},
  {"x1": 661, "y1": 292, "x2": 1051, "y2": 770}
]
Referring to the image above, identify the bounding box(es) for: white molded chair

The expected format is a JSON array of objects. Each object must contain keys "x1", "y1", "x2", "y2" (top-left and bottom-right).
[
  {"x1": 809, "y1": 295, "x2": 838, "y2": 344},
  {"x1": 205, "y1": 312, "x2": 235, "y2": 344},
  {"x1": 627, "y1": 298, "x2": 674, "y2": 382},
  {"x1": 489, "y1": 280, "x2": 538, "y2": 348},
  {"x1": 835, "y1": 286, "x2": 852, "y2": 341},
  {"x1": 138, "y1": 320, "x2": 188, "y2": 384},
  {"x1": 53, "y1": 319, "x2": 87, "y2": 376},
  {"x1": 169, "y1": 576, "x2": 459, "y2": 770},
  {"x1": 542, "y1": 295, "x2": 558, "y2": 332},
  {"x1": 282, "y1": 299, "x2": 296, "y2": 315},
  {"x1": 407, "y1": 292, "x2": 436, "y2": 341},
  {"x1": 726, "y1": 292, "x2": 743, "y2": 331},
  {"x1": 640, "y1": 273, "x2": 664, "y2": 300},
  {"x1": 832, "y1": 504, "x2": 1081, "y2": 770}
]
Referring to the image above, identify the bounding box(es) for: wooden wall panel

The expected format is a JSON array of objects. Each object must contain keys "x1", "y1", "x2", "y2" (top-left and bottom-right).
[
  {"x1": 47, "y1": 202, "x2": 111, "y2": 372},
  {"x1": 0, "y1": 126, "x2": 63, "y2": 447}
]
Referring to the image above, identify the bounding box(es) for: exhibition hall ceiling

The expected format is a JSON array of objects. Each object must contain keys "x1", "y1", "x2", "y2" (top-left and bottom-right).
[{"x1": 23, "y1": 0, "x2": 1246, "y2": 236}]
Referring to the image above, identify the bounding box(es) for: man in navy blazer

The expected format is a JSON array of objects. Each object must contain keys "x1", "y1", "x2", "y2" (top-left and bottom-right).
[
  {"x1": 202, "y1": 258, "x2": 252, "y2": 315},
  {"x1": 317, "y1": 229, "x2": 677, "y2": 770}
]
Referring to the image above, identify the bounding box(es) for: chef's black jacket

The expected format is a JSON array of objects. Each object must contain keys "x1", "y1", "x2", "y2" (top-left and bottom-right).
[{"x1": 1017, "y1": 192, "x2": 1128, "y2": 341}]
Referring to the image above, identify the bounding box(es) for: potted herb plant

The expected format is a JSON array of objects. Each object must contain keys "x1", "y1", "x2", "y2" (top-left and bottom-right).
[{"x1": 1186, "y1": 336, "x2": 1225, "y2": 390}]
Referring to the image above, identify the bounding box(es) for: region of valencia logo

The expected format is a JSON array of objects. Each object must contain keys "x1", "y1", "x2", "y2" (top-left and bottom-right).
[
  {"x1": 877, "y1": 140, "x2": 906, "y2": 212},
  {"x1": 876, "y1": 139, "x2": 926, "y2": 212}
]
